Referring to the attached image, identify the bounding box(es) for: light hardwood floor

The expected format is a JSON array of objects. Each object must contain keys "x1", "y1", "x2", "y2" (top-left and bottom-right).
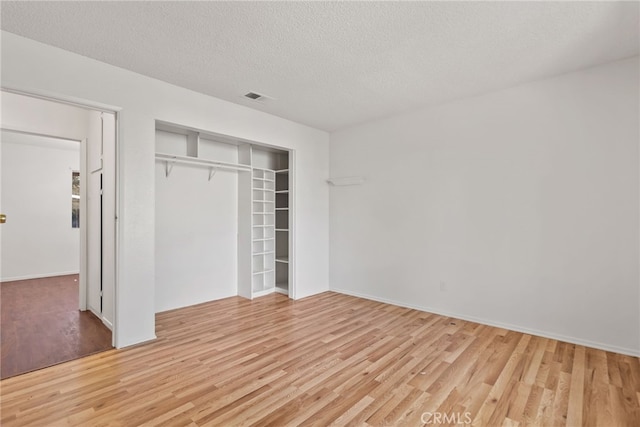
[{"x1": 1, "y1": 292, "x2": 638, "y2": 426}]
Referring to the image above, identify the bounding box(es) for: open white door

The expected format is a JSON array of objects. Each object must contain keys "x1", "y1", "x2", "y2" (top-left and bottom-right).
[
  {"x1": 101, "y1": 112, "x2": 116, "y2": 329},
  {"x1": 86, "y1": 111, "x2": 116, "y2": 330}
]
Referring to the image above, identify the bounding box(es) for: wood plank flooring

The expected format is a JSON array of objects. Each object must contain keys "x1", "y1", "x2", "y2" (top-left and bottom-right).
[
  {"x1": 1, "y1": 292, "x2": 638, "y2": 426},
  {"x1": 1, "y1": 274, "x2": 113, "y2": 379}
]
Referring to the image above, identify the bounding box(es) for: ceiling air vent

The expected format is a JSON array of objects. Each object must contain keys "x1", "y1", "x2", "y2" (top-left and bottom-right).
[
  {"x1": 242, "y1": 91, "x2": 275, "y2": 104},
  {"x1": 244, "y1": 92, "x2": 263, "y2": 100}
]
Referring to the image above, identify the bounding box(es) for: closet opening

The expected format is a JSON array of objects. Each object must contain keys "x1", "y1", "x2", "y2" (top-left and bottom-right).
[{"x1": 154, "y1": 121, "x2": 293, "y2": 313}]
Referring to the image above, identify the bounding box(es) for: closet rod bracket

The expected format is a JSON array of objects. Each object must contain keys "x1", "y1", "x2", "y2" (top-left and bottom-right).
[
  {"x1": 208, "y1": 167, "x2": 217, "y2": 181},
  {"x1": 165, "y1": 158, "x2": 176, "y2": 178}
]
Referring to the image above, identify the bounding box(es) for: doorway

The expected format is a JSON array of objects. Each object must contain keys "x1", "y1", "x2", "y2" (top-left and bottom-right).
[{"x1": 0, "y1": 91, "x2": 117, "y2": 378}]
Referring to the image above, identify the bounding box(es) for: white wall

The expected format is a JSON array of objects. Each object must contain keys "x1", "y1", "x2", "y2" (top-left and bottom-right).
[
  {"x1": 330, "y1": 56, "x2": 640, "y2": 356},
  {"x1": 154, "y1": 131, "x2": 239, "y2": 312},
  {"x1": 1, "y1": 31, "x2": 330, "y2": 347},
  {"x1": 1, "y1": 131, "x2": 80, "y2": 280},
  {"x1": 1, "y1": 91, "x2": 91, "y2": 140}
]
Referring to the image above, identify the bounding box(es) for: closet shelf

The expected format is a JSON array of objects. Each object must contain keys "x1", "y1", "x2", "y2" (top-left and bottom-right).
[
  {"x1": 252, "y1": 269, "x2": 274, "y2": 275},
  {"x1": 253, "y1": 251, "x2": 274, "y2": 256},
  {"x1": 275, "y1": 228, "x2": 289, "y2": 232},
  {"x1": 275, "y1": 208, "x2": 288, "y2": 211},
  {"x1": 252, "y1": 238, "x2": 274, "y2": 242},
  {"x1": 155, "y1": 152, "x2": 251, "y2": 175},
  {"x1": 254, "y1": 200, "x2": 274, "y2": 203},
  {"x1": 253, "y1": 225, "x2": 274, "y2": 228},
  {"x1": 253, "y1": 177, "x2": 274, "y2": 182},
  {"x1": 275, "y1": 169, "x2": 289, "y2": 173},
  {"x1": 276, "y1": 257, "x2": 289, "y2": 263},
  {"x1": 253, "y1": 212, "x2": 275, "y2": 215},
  {"x1": 275, "y1": 190, "x2": 289, "y2": 194}
]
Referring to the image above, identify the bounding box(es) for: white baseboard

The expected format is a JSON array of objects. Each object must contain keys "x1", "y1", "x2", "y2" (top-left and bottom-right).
[
  {"x1": 88, "y1": 305, "x2": 102, "y2": 320},
  {"x1": 116, "y1": 334, "x2": 157, "y2": 350},
  {"x1": 1, "y1": 271, "x2": 80, "y2": 282},
  {"x1": 87, "y1": 306, "x2": 114, "y2": 332},
  {"x1": 102, "y1": 318, "x2": 114, "y2": 331},
  {"x1": 253, "y1": 287, "x2": 276, "y2": 298},
  {"x1": 331, "y1": 288, "x2": 640, "y2": 358}
]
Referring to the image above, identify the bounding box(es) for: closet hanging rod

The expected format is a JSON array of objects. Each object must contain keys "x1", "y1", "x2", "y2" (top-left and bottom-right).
[{"x1": 155, "y1": 152, "x2": 252, "y2": 177}]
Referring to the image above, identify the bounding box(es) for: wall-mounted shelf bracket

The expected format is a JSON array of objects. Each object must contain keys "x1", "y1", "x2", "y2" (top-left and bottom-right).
[
  {"x1": 208, "y1": 167, "x2": 217, "y2": 181},
  {"x1": 327, "y1": 176, "x2": 365, "y2": 186}
]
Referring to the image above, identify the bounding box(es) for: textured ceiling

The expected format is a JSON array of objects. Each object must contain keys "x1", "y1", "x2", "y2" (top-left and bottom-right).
[{"x1": 1, "y1": 1, "x2": 638, "y2": 131}]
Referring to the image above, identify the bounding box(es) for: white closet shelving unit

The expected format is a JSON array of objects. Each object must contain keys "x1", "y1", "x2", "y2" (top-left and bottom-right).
[
  {"x1": 252, "y1": 148, "x2": 291, "y2": 297},
  {"x1": 250, "y1": 167, "x2": 276, "y2": 296},
  {"x1": 155, "y1": 121, "x2": 292, "y2": 302}
]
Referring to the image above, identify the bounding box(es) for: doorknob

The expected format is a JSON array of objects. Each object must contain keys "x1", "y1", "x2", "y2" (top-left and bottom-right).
[{"x1": 0, "y1": 214, "x2": 6, "y2": 224}]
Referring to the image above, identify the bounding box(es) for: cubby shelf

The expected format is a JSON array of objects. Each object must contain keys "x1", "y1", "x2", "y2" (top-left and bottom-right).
[
  {"x1": 274, "y1": 165, "x2": 290, "y2": 294},
  {"x1": 252, "y1": 269, "x2": 274, "y2": 275},
  {"x1": 250, "y1": 160, "x2": 282, "y2": 298}
]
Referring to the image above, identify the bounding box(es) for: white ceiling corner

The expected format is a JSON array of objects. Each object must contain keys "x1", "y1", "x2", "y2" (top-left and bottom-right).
[{"x1": 1, "y1": 1, "x2": 638, "y2": 132}]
